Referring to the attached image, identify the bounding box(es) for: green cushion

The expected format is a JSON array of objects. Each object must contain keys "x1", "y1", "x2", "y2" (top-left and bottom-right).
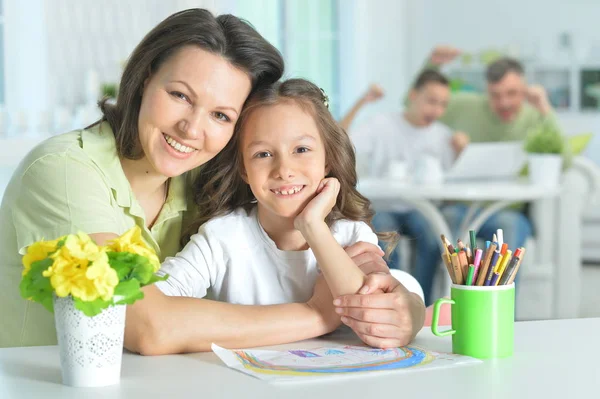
[{"x1": 568, "y1": 132, "x2": 593, "y2": 155}]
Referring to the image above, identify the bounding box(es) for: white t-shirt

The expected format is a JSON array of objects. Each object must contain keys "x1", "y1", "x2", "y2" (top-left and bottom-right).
[
  {"x1": 155, "y1": 207, "x2": 381, "y2": 305},
  {"x1": 351, "y1": 111, "x2": 455, "y2": 178}
]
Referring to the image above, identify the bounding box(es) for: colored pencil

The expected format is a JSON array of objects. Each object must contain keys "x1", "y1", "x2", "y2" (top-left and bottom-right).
[
  {"x1": 450, "y1": 253, "x2": 464, "y2": 285},
  {"x1": 476, "y1": 243, "x2": 497, "y2": 286}
]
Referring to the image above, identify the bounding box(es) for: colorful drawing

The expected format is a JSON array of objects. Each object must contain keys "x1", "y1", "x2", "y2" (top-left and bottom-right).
[
  {"x1": 233, "y1": 345, "x2": 432, "y2": 375},
  {"x1": 212, "y1": 343, "x2": 480, "y2": 382},
  {"x1": 289, "y1": 350, "x2": 320, "y2": 358}
]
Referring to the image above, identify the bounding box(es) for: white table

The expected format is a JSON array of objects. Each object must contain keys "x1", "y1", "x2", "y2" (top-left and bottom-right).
[
  {"x1": 358, "y1": 178, "x2": 559, "y2": 302},
  {"x1": 1, "y1": 319, "x2": 598, "y2": 398},
  {"x1": 358, "y1": 178, "x2": 558, "y2": 246}
]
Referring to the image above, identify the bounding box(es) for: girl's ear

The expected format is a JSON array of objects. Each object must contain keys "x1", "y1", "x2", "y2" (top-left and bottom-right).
[{"x1": 240, "y1": 168, "x2": 249, "y2": 183}]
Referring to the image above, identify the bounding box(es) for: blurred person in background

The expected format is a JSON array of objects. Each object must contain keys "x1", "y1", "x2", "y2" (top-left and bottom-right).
[{"x1": 340, "y1": 70, "x2": 459, "y2": 305}]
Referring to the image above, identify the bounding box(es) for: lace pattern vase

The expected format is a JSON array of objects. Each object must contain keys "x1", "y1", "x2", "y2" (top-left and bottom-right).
[{"x1": 53, "y1": 295, "x2": 126, "y2": 387}]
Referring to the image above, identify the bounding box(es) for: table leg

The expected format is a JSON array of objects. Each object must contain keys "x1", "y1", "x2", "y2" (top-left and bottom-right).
[
  {"x1": 457, "y1": 203, "x2": 482, "y2": 243},
  {"x1": 460, "y1": 200, "x2": 518, "y2": 242},
  {"x1": 370, "y1": 198, "x2": 453, "y2": 297}
]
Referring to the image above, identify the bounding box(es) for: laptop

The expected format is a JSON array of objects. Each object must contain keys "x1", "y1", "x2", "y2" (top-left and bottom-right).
[{"x1": 444, "y1": 141, "x2": 526, "y2": 181}]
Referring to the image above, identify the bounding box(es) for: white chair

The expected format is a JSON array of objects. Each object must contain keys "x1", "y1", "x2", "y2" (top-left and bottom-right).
[{"x1": 518, "y1": 156, "x2": 600, "y2": 320}]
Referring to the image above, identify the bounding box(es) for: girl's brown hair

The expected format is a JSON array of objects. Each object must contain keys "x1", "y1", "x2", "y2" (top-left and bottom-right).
[
  {"x1": 184, "y1": 78, "x2": 398, "y2": 254},
  {"x1": 94, "y1": 8, "x2": 284, "y2": 160}
]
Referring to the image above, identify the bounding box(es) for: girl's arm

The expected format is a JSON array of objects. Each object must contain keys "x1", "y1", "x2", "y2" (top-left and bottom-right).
[
  {"x1": 124, "y1": 283, "x2": 337, "y2": 355},
  {"x1": 295, "y1": 178, "x2": 366, "y2": 298},
  {"x1": 125, "y1": 242, "x2": 392, "y2": 356},
  {"x1": 123, "y1": 223, "x2": 340, "y2": 355}
]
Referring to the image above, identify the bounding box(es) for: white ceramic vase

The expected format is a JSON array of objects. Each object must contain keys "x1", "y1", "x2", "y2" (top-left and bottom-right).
[
  {"x1": 53, "y1": 295, "x2": 126, "y2": 387},
  {"x1": 527, "y1": 154, "x2": 563, "y2": 188},
  {"x1": 411, "y1": 154, "x2": 444, "y2": 185}
]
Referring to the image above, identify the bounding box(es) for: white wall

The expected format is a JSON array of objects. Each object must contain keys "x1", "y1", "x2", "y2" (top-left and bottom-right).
[
  {"x1": 405, "y1": 0, "x2": 600, "y2": 69},
  {"x1": 44, "y1": 0, "x2": 218, "y2": 108},
  {"x1": 4, "y1": 0, "x2": 49, "y2": 133}
]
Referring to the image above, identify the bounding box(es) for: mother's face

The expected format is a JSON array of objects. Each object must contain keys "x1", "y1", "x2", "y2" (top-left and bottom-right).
[{"x1": 137, "y1": 45, "x2": 252, "y2": 178}]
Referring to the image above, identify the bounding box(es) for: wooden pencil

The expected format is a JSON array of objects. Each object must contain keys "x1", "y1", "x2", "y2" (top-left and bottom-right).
[
  {"x1": 441, "y1": 252, "x2": 455, "y2": 284},
  {"x1": 476, "y1": 243, "x2": 497, "y2": 286},
  {"x1": 440, "y1": 234, "x2": 451, "y2": 257},
  {"x1": 506, "y1": 248, "x2": 526, "y2": 285},
  {"x1": 450, "y1": 253, "x2": 464, "y2": 285},
  {"x1": 458, "y1": 250, "x2": 469, "y2": 280}
]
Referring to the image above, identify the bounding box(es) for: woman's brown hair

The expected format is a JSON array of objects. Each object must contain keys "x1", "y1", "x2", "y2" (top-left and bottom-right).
[
  {"x1": 185, "y1": 78, "x2": 398, "y2": 253},
  {"x1": 96, "y1": 8, "x2": 284, "y2": 160}
]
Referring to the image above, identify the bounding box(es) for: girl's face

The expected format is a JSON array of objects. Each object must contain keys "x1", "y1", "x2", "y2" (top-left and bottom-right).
[
  {"x1": 137, "y1": 45, "x2": 252, "y2": 178},
  {"x1": 240, "y1": 102, "x2": 328, "y2": 221}
]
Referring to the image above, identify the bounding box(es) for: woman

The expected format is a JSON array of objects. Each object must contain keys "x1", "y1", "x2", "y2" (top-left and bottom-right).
[
  {"x1": 0, "y1": 9, "x2": 411, "y2": 351},
  {"x1": 0, "y1": 8, "x2": 283, "y2": 347}
]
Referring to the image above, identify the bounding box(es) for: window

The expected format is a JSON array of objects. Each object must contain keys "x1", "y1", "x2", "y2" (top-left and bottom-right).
[
  {"x1": 220, "y1": 0, "x2": 340, "y2": 117},
  {"x1": 0, "y1": 0, "x2": 4, "y2": 105}
]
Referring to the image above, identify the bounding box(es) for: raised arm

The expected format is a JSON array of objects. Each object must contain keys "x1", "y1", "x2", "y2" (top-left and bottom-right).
[
  {"x1": 403, "y1": 45, "x2": 461, "y2": 106},
  {"x1": 339, "y1": 84, "x2": 384, "y2": 131}
]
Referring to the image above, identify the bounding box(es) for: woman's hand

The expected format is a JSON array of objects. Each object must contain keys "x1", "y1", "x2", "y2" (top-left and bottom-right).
[
  {"x1": 333, "y1": 272, "x2": 426, "y2": 348},
  {"x1": 306, "y1": 240, "x2": 389, "y2": 335},
  {"x1": 344, "y1": 241, "x2": 389, "y2": 275},
  {"x1": 294, "y1": 178, "x2": 340, "y2": 232}
]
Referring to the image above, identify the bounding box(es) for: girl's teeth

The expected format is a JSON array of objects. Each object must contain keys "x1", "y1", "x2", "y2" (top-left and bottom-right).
[{"x1": 276, "y1": 186, "x2": 302, "y2": 195}]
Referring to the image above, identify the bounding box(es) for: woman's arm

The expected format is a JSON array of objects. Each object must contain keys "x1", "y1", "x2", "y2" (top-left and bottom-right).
[
  {"x1": 123, "y1": 220, "x2": 343, "y2": 355},
  {"x1": 124, "y1": 239, "x2": 387, "y2": 355},
  {"x1": 125, "y1": 281, "x2": 337, "y2": 355}
]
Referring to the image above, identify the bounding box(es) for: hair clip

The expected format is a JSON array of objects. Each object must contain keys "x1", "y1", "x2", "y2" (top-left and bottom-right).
[{"x1": 319, "y1": 87, "x2": 329, "y2": 109}]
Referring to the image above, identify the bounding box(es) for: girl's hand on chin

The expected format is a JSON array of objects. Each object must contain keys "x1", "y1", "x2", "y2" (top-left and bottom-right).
[{"x1": 294, "y1": 177, "x2": 340, "y2": 232}]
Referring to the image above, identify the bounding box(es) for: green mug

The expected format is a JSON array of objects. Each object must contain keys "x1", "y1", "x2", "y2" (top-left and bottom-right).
[{"x1": 431, "y1": 283, "x2": 515, "y2": 359}]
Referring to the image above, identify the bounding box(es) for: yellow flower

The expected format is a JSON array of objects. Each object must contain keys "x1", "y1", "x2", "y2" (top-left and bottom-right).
[
  {"x1": 107, "y1": 226, "x2": 160, "y2": 271},
  {"x1": 22, "y1": 238, "x2": 61, "y2": 276},
  {"x1": 86, "y1": 253, "x2": 119, "y2": 301},
  {"x1": 42, "y1": 232, "x2": 118, "y2": 302}
]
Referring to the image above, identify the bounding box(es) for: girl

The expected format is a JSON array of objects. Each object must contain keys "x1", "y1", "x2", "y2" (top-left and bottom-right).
[{"x1": 154, "y1": 79, "x2": 426, "y2": 352}]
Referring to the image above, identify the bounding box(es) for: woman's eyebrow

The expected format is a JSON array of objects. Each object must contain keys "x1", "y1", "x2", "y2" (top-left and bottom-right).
[{"x1": 172, "y1": 80, "x2": 197, "y2": 98}]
